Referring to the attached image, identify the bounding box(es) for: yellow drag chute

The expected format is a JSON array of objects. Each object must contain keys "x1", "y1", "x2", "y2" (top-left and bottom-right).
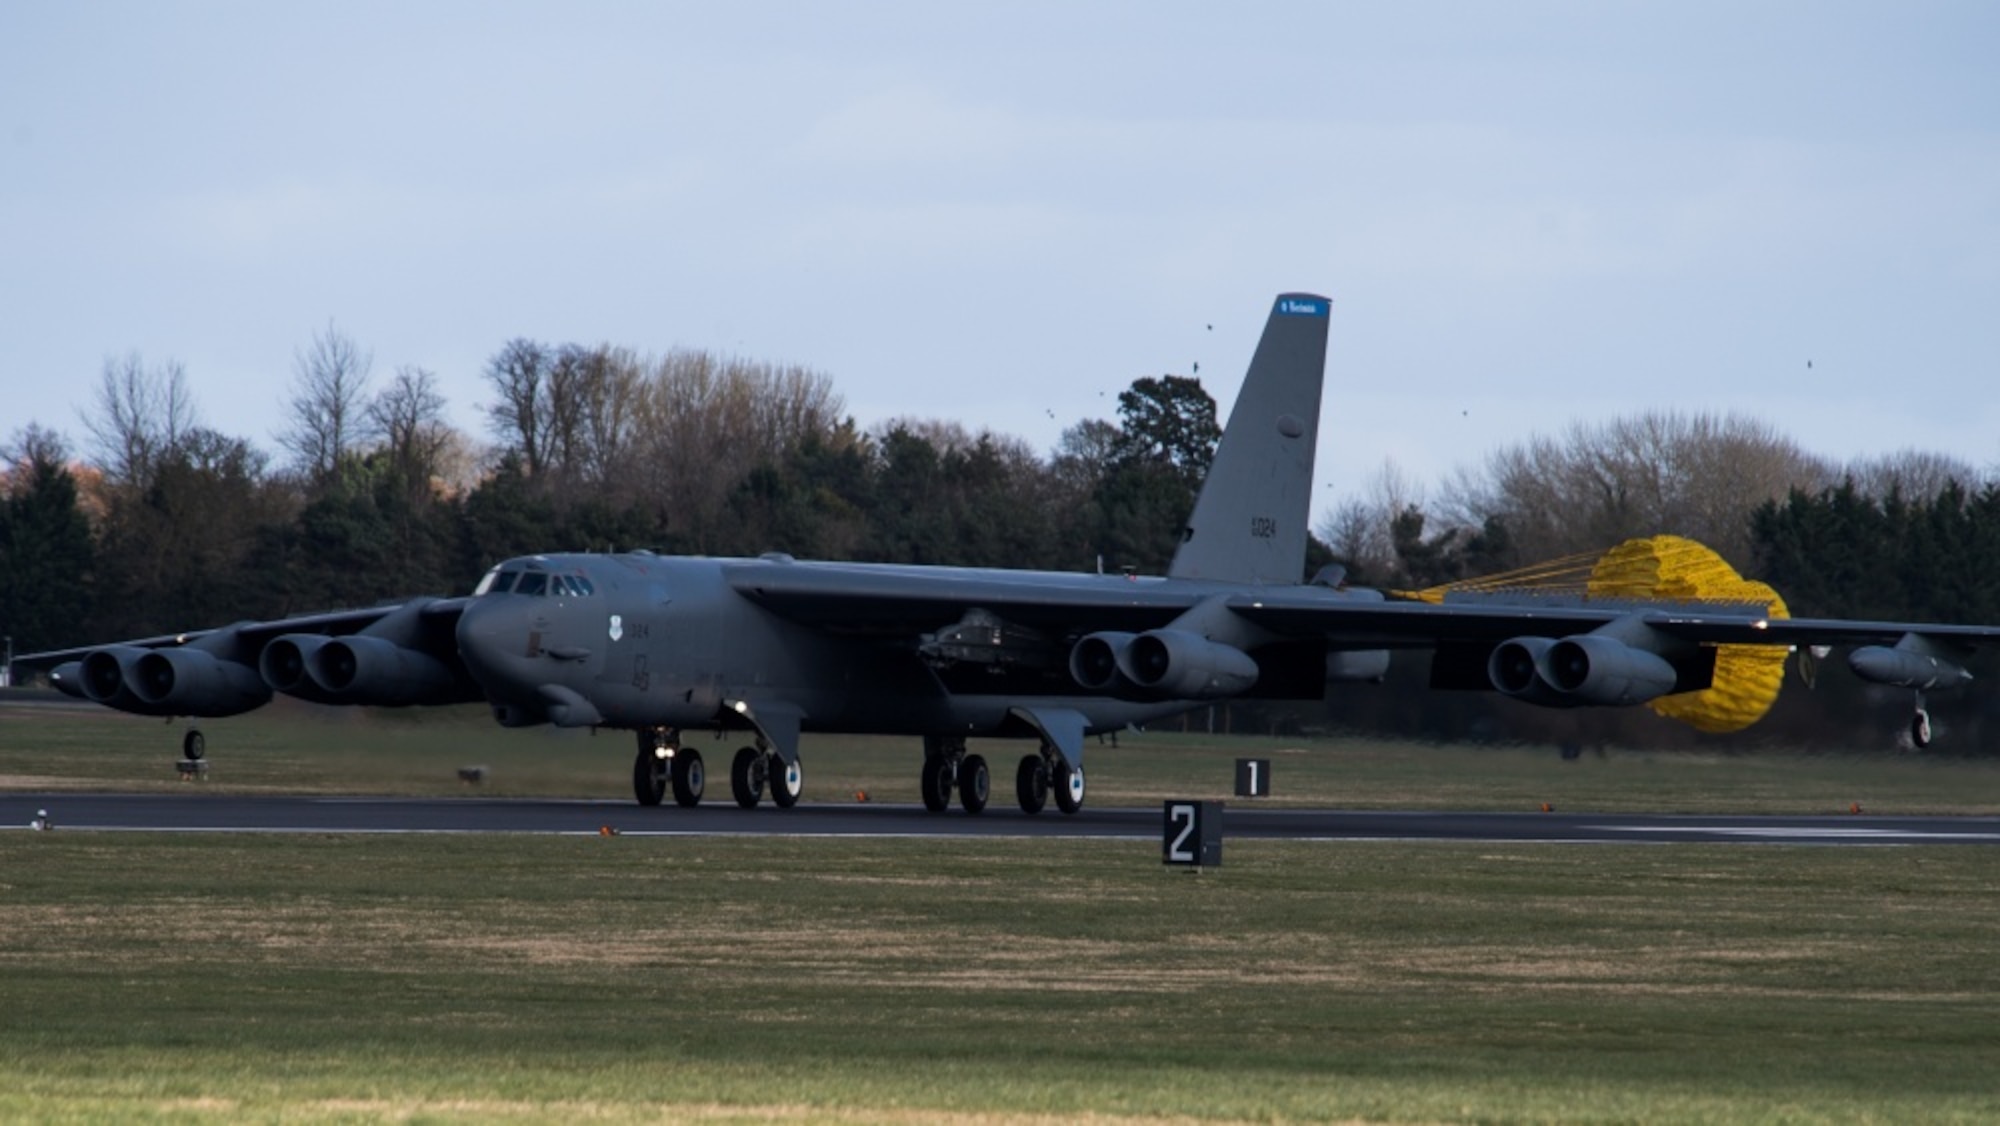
[{"x1": 1405, "y1": 535, "x2": 1791, "y2": 733}]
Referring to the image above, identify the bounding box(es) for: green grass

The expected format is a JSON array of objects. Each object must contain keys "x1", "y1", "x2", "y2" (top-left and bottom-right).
[
  {"x1": 6, "y1": 695, "x2": 2000, "y2": 816},
  {"x1": 4, "y1": 833, "x2": 1999, "y2": 1122},
  {"x1": 8, "y1": 700, "x2": 2000, "y2": 1120}
]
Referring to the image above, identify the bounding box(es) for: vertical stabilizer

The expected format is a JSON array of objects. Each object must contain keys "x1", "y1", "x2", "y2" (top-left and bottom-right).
[{"x1": 1168, "y1": 293, "x2": 1329, "y2": 584}]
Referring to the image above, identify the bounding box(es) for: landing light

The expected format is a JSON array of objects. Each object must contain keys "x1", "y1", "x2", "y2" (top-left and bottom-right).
[
  {"x1": 731, "y1": 700, "x2": 751, "y2": 715},
  {"x1": 654, "y1": 746, "x2": 673, "y2": 760}
]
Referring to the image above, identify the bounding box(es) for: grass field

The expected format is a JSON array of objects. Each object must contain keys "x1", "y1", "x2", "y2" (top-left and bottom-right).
[
  {"x1": 6, "y1": 695, "x2": 2000, "y2": 816},
  {"x1": 6, "y1": 698, "x2": 2000, "y2": 1122},
  {"x1": 4, "y1": 833, "x2": 1998, "y2": 1123}
]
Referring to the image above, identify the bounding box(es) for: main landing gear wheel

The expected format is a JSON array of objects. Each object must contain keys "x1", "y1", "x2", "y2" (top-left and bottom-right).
[
  {"x1": 633, "y1": 735, "x2": 667, "y2": 807},
  {"x1": 920, "y1": 755, "x2": 957, "y2": 813},
  {"x1": 731, "y1": 746, "x2": 768, "y2": 809},
  {"x1": 958, "y1": 754, "x2": 990, "y2": 814},
  {"x1": 182, "y1": 730, "x2": 206, "y2": 761},
  {"x1": 769, "y1": 753, "x2": 803, "y2": 809},
  {"x1": 1015, "y1": 754, "x2": 1049, "y2": 814},
  {"x1": 671, "y1": 748, "x2": 705, "y2": 807},
  {"x1": 1055, "y1": 761, "x2": 1086, "y2": 815}
]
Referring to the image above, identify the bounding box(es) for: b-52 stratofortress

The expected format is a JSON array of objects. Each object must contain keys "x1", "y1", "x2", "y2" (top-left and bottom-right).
[{"x1": 19, "y1": 294, "x2": 2000, "y2": 813}]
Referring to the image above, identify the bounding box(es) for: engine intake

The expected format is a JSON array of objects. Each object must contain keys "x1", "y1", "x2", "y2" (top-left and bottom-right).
[
  {"x1": 1069, "y1": 632, "x2": 1136, "y2": 692},
  {"x1": 1538, "y1": 634, "x2": 1679, "y2": 706},
  {"x1": 307, "y1": 635, "x2": 466, "y2": 706},
  {"x1": 1116, "y1": 629, "x2": 1258, "y2": 700},
  {"x1": 74, "y1": 644, "x2": 268, "y2": 717}
]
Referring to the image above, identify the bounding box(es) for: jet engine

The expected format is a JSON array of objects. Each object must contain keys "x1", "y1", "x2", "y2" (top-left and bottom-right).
[
  {"x1": 307, "y1": 635, "x2": 467, "y2": 706},
  {"x1": 1537, "y1": 634, "x2": 1679, "y2": 706},
  {"x1": 73, "y1": 644, "x2": 269, "y2": 717},
  {"x1": 76, "y1": 646, "x2": 155, "y2": 713},
  {"x1": 1488, "y1": 633, "x2": 1680, "y2": 707},
  {"x1": 1069, "y1": 631, "x2": 1137, "y2": 692},
  {"x1": 131, "y1": 648, "x2": 272, "y2": 716},
  {"x1": 260, "y1": 635, "x2": 341, "y2": 704},
  {"x1": 1116, "y1": 629, "x2": 1259, "y2": 700}
]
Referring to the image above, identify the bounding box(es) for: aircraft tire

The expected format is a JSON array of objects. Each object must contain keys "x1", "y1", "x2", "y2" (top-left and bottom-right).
[
  {"x1": 732, "y1": 746, "x2": 765, "y2": 808},
  {"x1": 769, "y1": 753, "x2": 803, "y2": 809},
  {"x1": 671, "y1": 748, "x2": 705, "y2": 807},
  {"x1": 633, "y1": 743, "x2": 666, "y2": 807},
  {"x1": 920, "y1": 756, "x2": 954, "y2": 813},
  {"x1": 1054, "y1": 762, "x2": 1086, "y2": 815},
  {"x1": 1912, "y1": 709, "x2": 1933, "y2": 749},
  {"x1": 958, "y1": 754, "x2": 990, "y2": 814},
  {"x1": 182, "y1": 730, "x2": 206, "y2": 761},
  {"x1": 1015, "y1": 754, "x2": 1048, "y2": 814}
]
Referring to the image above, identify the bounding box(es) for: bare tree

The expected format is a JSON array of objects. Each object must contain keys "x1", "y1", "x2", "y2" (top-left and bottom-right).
[
  {"x1": 81, "y1": 353, "x2": 199, "y2": 489},
  {"x1": 1314, "y1": 459, "x2": 1425, "y2": 583},
  {"x1": 277, "y1": 321, "x2": 373, "y2": 485},
  {"x1": 365, "y1": 366, "x2": 457, "y2": 502},
  {"x1": 1444, "y1": 411, "x2": 1828, "y2": 567},
  {"x1": 1841, "y1": 449, "x2": 1985, "y2": 501},
  {"x1": 483, "y1": 338, "x2": 549, "y2": 476},
  {"x1": 625, "y1": 350, "x2": 846, "y2": 550}
]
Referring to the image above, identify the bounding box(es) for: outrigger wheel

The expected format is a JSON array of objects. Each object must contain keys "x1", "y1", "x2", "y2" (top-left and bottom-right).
[
  {"x1": 1912, "y1": 708, "x2": 1933, "y2": 749},
  {"x1": 182, "y1": 730, "x2": 206, "y2": 761}
]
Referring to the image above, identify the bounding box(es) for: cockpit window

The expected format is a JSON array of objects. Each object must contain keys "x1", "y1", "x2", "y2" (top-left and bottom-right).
[
  {"x1": 515, "y1": 571, "x2": 549, "y2": 597},
  {"x1": 559, "y1": 574, "x2": 596, "y2": 597},
  {"x1": 474, "y1": 568, "x2": 518, "y2": 596}
]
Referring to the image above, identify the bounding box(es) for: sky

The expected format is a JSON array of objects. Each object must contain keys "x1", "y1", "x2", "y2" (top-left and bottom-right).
[{"x1": 4, "y1": 2, "x2": 1997, "y2": 526}]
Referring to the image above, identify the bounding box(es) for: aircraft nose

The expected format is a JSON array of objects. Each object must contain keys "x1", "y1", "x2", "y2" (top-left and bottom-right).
[{"x1": 456, "y1": 595, "x2": 533, "y2": 692}]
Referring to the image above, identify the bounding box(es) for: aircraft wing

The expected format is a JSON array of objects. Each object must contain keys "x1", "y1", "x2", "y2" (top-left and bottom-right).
[
  {"x1": 1222, "y1": 591, "x2": 2000, "y2": 650},
  {"x1": 730, "y1": 557, "x2": 2000, "y2": 651},
  {"x1": 724, "y1": 559, "x2": 1215, "y2": 636},
  {"x1": 11, "y1": 601, "x2": 463, "y2": 668},
  {"x1": 12, "y1": 597, "x2": 474, "y2": 717}
]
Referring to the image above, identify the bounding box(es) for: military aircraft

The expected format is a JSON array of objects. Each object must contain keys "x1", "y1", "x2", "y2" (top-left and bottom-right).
[{"x1": 16, "y1": 293, "x2": 1999, "y2": 813}]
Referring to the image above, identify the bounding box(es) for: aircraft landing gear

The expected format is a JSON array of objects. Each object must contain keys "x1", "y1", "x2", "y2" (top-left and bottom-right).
[
  {"x1": 1014, "y1": 743, "x2": 1084, "y2": 815},
  {"x1": 671, "y1": 747, "x2": 705, "y2": 807},
  {"x1": 633, "y1": 729, "x2": 671, "y2": 806},
  {"x1": 1904, "y1": 690, "x2": 1934, "y2": 750},
  {"x1": 1015, "y1": 753, "x2": 1047, "y2": 814},
  {"x1": 958, "y1": 754, "x2": 989, "y2": 814},
  {"x1": 921, "y1": 735, "x2": 963, "y2": 812},
  {"x1": 182, "y1": 730, "x2": 206, "y2": 760},
  {"x1": 1055, "y1": 758, "x2": 1086, "y2": 815},
  {"x1": 770, "y1": 754, "x2": 803, "y2": 809},
  {"x1": 732, "y1": 745, "x2": 767, "y2": 808}
]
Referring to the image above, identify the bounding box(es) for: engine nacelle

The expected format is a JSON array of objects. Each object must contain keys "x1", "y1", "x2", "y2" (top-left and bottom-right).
[
  {"x1": 1486, "y1": 637, "x2": 1577, "y2": 708},
  {"x1": 49, "y1": 661, "x2": 88, "y2": 699},
  {"x1": 77, "y1": 646, "x2": 156, "y2": 713},
  {"x1": 130, "y1": 648, "x2": 272, "y2": 717},
  {"x1": 308, "y1": 634, "x2": 465, "y2": 706},
  {"x1": 1848, "y1": 646, "x2": 1972, "y2": 691},
  {"x1": 260, "y1": 634, "x2": 343, "y2": 704},
  {"x1": 1117, "y1": 629, "x2": 1259, "y2": 700},
  {"x1": 1069, "y1": 631, "x2": 1137, "y2": 692},
  {"x1": 1538, "y1": 634, "x2": 1679, "y2": 706}
]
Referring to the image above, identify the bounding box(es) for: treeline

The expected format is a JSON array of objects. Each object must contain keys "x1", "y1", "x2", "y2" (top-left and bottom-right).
[
  {"x1": 4, "y1": 327, "x2": 1997, "y2": 750},
  {"x1": 0, "y1": 327, "x2": 1229, "y2": 652}
]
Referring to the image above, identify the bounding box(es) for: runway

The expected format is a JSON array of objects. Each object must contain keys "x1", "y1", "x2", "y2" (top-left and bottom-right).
[{"x1": 6, "y1": 791, "x2": 2000, "y2": 844}]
